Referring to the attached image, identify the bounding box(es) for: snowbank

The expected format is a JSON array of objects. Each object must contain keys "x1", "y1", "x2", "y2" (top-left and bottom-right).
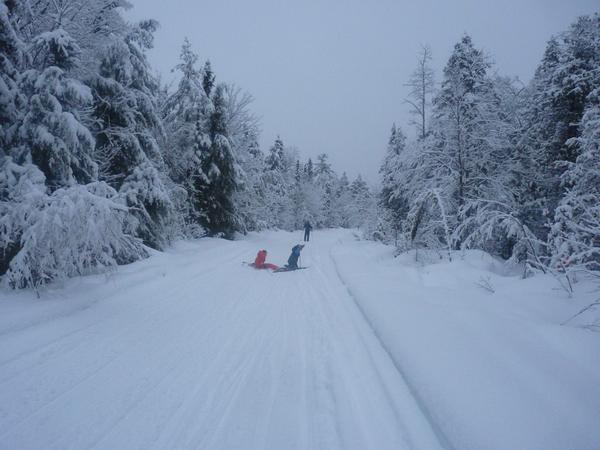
[{"x1": 331, "y1": 239, "x2": 600, "y2": 450}]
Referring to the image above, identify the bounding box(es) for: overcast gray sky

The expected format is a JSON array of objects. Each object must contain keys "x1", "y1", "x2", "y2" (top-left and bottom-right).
[{"x1": 125, "y1": 0, "x2": 598, "y2": 183}]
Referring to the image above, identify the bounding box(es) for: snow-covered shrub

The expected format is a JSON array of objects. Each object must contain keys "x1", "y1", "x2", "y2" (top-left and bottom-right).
[
  {"x1": 407, "y1": 189, "x2": 453, "y2": 257},
  {"x1": 119, "y1": 161, "x2": 174, "y2": 250},
  {"x1": 454, "y1": 200, "x2": 545, "y2": 271},
  {"x1": 0, "y1": 159, "x2": 46, "y2": 275},
  {"x1": 0, "y1": 162, "x2": 147, "y2": 289}
]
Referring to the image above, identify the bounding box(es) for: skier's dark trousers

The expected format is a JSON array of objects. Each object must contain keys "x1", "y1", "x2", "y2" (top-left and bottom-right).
[{"x1": 303, "y1": 221, "x2": 312, "y2": 242}]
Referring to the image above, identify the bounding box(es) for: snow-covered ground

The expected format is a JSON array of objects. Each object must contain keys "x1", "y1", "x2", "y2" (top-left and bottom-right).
[{"x1": 0, "y1": 229, "x2": 599, "y2": 450}]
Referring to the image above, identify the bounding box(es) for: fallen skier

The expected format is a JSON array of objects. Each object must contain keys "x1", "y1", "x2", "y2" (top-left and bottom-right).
[
  {"x1": 274, "y1": 244, "x2": 306, "y2": 272},
  {"x1": 249, "y1": 250, "x2": 279, "y2": 270}
]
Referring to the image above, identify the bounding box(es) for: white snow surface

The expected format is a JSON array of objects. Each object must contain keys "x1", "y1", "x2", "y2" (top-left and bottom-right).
[{"x1": 0, "y1": 229, "x2": 599, "y2": 450}]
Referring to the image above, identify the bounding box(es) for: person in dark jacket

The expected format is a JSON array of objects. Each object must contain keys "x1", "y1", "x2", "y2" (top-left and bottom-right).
[
  {"x1": 303, "y1": 221, "x2": 312, "y2": 242},
  {"x1": 287, "y1": 244, "x2": 304, "y2": 269}
]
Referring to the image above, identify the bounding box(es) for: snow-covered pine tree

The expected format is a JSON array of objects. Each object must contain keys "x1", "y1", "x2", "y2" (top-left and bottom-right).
[
  {"x1": 549, "y1": 88, "x2": 600, "y2": 275},
  {"x1": 221, "y1": 83, "x2": 266, "y2": 233},
  {"x1": 162, "y1": 38, "x2": 205, "y2": 181},
  {"x1": 195, "y1": 83, "x2": 238, "y2": 238},
  {"x1": 518, "y1": 14, "x2": 600, "y2": 241},
  {"x1": 348, "y1": 174, "x2": 374, "y2": 228},
  {"x1": 312, "y1": 153, "x2": 336, "y2": 226},
  {"x1": 91, "y1": 20, "x2": 173, "y2": 249},
  {"x1": 202, "y1": 60, "x2": 215, "y2": 97},
  {"x1": 289, "y1": 157, "x2": 322, "y2": 229},
  {"x1": 335, "y1": 172, "x2": 352, "y2": 228},
  {"x1": 379, "y1": 124, "x2": 409, "y2": 240},
  {"x1": 0, "y1": 0, "x2": 25, "y2": 157},
  {"x1": 0, "y1": 0, "x2": 29, "y2": 274},
  {"x1": 265, "y1": 136, "x2": 285, "y2": 171},
  {"x1": 161, "y1": 38, "x2": 211, "y2": 234},
  {"x1": 305, "y1": 158, "x2": 314, "y2": 182},
  {"x1": 232, "y1": 131, "x2": 269, "y2": 231},
  {"x1": 263, "y1": 136, "x2": 294, "y2": 229},
  {"x1": 424, "y1": 35, "x2": 512, "y2": 249},
  {"x1": 1, "y1": 3, "x2": 154, "y2": 288},
  {"x1": 18, "y1": 27, "x2": 97, "y2": 190}
]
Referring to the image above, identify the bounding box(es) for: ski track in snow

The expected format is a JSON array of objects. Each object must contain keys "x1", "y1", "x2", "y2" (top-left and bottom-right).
[{"x1": 0, "y1": 230, "x2": 444, "y2": 450}]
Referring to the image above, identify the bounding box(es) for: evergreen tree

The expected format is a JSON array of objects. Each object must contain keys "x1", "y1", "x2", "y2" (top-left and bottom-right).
[
  {"x1": 0, "y1": 0, "x2": 25, "y2": 157},
  {"x1": 349, "y1": 174, "x2": 373, "y2": 228},
  {"x1": 162, "y1": 38, "x2": 206, "y2": 180},
  {"x1": 18, "y1": 27, "x2": 97, "y2": 190},
  {"x1": 304, "y1": 158, "x2": 314, "y2": 182},
  {"x1": 379, "y1": 124, "x2": 409, "y2": 238},
  {"x1": 426, "y1": 35, "x2": 512, "y2": 248},
  {"x1": 263, "y1": 136, "x2": 294, "y2": 229},
  {"x1": 519, "y1": 15, "x2": 600, "y2": 240},
  {"x1": 549, "y1": 88, "x2": 600, "y2": 274},
  {"x1": 202, "y1": 60, "x2": 215, "y2": 97},
  {"x1": 161, "y1": 38, "x2": 210, "y2": 233},
  {"x1": 233, "y1": 132, "x2": 268, "y2": 231},
  {"x1": 265, "y1": 136, "x2": 285, "y2": 171},
  {"x1": 91, "y1": 20, "x2": 173, "y2": 249},
  {"x1": 196, "y1": 84, "x2": 238, "y2": 237},
  {"x1": 335, "y1": 172, "x2": 352, "y2": 228}
]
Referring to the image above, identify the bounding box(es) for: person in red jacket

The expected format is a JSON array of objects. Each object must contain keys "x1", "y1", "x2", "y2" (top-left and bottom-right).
[{"x1": 250, "y1": 250, "x2": 279, "y2": 270}]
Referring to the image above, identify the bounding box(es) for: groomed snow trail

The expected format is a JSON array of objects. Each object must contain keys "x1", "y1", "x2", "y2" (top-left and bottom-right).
[{"x1": 0, "y1": 230, "x2": 444, "y2": 450}]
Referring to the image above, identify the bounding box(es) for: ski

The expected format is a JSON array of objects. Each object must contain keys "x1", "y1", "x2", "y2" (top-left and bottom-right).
[{"x1": 273, "y1": 266, "x2": 309, "y2": 273}]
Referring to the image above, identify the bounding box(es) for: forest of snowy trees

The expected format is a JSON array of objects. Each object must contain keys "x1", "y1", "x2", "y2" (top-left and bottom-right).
[
  {"x1": 0, "y1": 0, "x2": 375, "y2": 289},
  {"x1": 0, "y1": 1, "x2": 598, "y2": 290},
  {"x1": 379, "y1": 14, "x2": 600, "y2": 285}
]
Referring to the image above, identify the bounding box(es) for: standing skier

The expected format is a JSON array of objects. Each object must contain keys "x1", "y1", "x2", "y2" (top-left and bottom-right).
[{"x1": 303, "y1": 221, "x2": 312, "y2": 242}]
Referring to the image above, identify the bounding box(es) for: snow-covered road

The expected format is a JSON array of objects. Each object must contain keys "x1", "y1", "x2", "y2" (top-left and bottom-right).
[
  {"x1": 1, "y1": 229, "x2": 599, "y2": 449},
  {"x1": 0, "y1": 230, "x2": 443, "y2": 449}
]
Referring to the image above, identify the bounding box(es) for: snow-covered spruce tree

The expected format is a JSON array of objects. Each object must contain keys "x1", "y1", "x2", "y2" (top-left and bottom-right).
[
  {"x1": 162, "y1": 38, "x2": 206, "y2": 183},
  {"x1": 313, "y1": 153, "x2": 336, "y2": 227},
  {"x1": 16, "y1": 0, "x2": 131, "y2": 77},
  {"x1": 290, "y1": 158, "x2": 321, "y2": 229},
  {"x1": 302, "y1": 159, "x2": 323, "y2": 226},
  {"x1": 0, "y1": 4, "x2": 151, "y2": 288},
  {"x1": 0, "y1": 0, "x2": 26, "y2": 157},
  {"x1": 416, "y1": 35, "x2": 513, "y2": 252},
  {"x1": 451, "y1": 74, "x2": 541, "y2": 264},
  {"x1": 232, "y1": 131, "x2": 269, "y2": 232},
  {"x1": 91, "y1": 20, "x2": 174, "y2": 249},
  {"x1": 195, "y1": 84, "x2": 239, "y2": 238},
  {"x1": 290, "y1": 160, "x2": 306, "y2": 229},
  {"x1": 348, "y1": 174, "x2": 376, "y2": 231},
  {"x1": 160, "y1": 38, "x2": 211, "y2": 235},
  {"x1": 0, "y1": 0, "x2": 28, "y2": 274},
  {"x1": 549, "y1": 89, "x2": 600, "y2": 276},
  {"x1": 304, "y1": 158, "x2": 314, "y2": 182},
  {"x1": 221, "y1": 83, "x2": 267, "y2": 233},
  {"x1": 379, "y1": 124, "x2": 409, "y2": 242},
  {"x1": 518, "y1": 14, "x2": 600, "y2": 241},
  {"x1": 335, "y1": 172, "x2": 352, "y2": 228},
  {"x1": 18, "y1": 27, "x2": 97, "y2": 190},
  {"x1": 263, "y1": 136, "x2": 294, "y2": 229}
]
